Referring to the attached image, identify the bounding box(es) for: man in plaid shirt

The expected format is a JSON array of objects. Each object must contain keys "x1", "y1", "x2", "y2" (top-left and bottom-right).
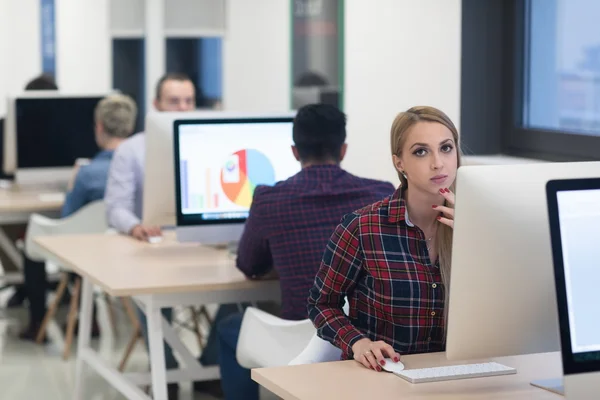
[{"x1": 216, "y1": 104, "x2": 395, "y2": 400}]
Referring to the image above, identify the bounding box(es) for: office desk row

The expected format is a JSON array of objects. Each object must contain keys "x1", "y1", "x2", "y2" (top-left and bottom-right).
[
  {"x1": 34, "y1": 231, "x2": 281, "y2": 400},
  {"x1": 253, "y1": 352, "x2": 563, "y2": 400}
]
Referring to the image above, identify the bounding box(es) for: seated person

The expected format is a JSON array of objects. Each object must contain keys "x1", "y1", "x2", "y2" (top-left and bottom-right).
[
  {"x1": 19, "y1": 94, "x2": 137, "y2": 340},
  {"x1": 4, "y1": 74, "x2": 59, "y2": 308},
  {"x1": 217, "y1": 104, "x2": 396, "y2": 400},
  {"x1": 104, "y1": 73, "x2": 226, "y2": 400},
  {"x1": 307, "y1": 106, "x2": 460, "y2": 371}
]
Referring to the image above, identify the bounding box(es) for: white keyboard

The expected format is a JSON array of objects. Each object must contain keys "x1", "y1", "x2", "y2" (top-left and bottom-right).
[{"x1": 394, "y1": 362, "x2": 516, "y2": 383}]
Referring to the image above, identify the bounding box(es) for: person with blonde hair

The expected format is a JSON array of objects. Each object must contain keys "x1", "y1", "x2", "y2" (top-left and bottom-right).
[
  {"x1": 19, "y1": 93, "x2": 137, "y2": 341},
  {"x1": 307, "y1": 106, "x2": 460, "y2": 371}
]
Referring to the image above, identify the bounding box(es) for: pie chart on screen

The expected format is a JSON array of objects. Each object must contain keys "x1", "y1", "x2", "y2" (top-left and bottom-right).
[{"x1": 220, "y1": 149, "x2": 276, "y2": 207}]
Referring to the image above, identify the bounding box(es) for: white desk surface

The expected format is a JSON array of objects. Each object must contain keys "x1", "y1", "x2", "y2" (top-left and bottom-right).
[
  {"x1": 33, "y1": 231, "x2": 278, "y2": 297},
  {"x1": 0, "y1": 185, "x2": 64, "y2": 213},
  {"x1": 252, "y1": 352, "x2": 563, "y2": 400}
]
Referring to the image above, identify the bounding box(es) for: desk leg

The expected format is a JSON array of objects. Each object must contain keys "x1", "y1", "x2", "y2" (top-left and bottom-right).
[
  {"x1": 73, "y1": 277, "x2": 94, "y2": 400},
  {"x1": 146, "y1": 296, "x2": 168, "y2": 400},
  {"x1": 0, "y1": 226, "x2": 22, "y2": 271}
]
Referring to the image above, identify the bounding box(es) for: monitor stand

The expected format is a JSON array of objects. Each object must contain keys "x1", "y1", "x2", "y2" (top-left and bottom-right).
[{"x1": 530, "y1": 378, "x2": 564, "y2": 396}]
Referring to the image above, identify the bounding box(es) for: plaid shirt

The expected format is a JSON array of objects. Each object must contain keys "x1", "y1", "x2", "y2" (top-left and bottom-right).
[
  {"x1": 236, "y1": 165, "x2": 395, "y2": 320},
  {"x1": 307, "y1": 189, "x2": 446, "y2": 359}
]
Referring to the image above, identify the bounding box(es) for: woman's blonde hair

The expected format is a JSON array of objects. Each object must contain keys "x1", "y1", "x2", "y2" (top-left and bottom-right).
[
  {"x1": 94, "y1": 94, "x2": 137, "y2": 138},
  {"x1": 390, "y1": 106, "x2": 461, "y2": 320}
]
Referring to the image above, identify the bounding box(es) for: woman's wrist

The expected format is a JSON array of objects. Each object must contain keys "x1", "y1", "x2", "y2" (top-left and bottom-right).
[{"x1": 351, "y1": 338, "x2": 372, "y2": 355}]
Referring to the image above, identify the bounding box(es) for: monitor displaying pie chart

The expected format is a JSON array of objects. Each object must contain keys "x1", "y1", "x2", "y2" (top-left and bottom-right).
[{"x1": 220, "y1": 149, "x2": 276, "y2": 208}]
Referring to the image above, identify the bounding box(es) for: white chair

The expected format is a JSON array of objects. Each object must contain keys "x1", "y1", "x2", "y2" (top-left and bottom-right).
[
  {"x1": 288, "y1": 333, "x2": 342, "y2": 365},
  {"x1": 236, "y1": 300, "x2": 349, "y2": 368},
  {"x1": 288, "y1": 300, "x2": 349, "y2": 366},
  {"x1": 236, "y1": 307, "x2": 316, "y2": 369},
  {"x1": 24, "y1": 200, "x2": 108, "y2": 359}
]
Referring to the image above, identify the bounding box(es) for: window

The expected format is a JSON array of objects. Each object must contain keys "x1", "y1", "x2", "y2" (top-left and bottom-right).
[
  {"x1": 525, "y1": 0, "x2": 600, "y2": 136},
  {"x1": 166, "y1": 38, "x2": 223, "y2": 109},
  {"x1": 291, "y1": 0, "x2": 344, "y2": 110},
  {"x1": 506, "y1": 0, "x2": 600, "y2": 160},
  {"x1": 113, "y1": 39, "x2": 145, "y2": 133}
]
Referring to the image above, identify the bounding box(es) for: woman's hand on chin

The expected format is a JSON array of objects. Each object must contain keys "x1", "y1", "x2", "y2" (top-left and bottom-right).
[{"x1": 433, "y1": 188, "x2": 455, "y2": 229}]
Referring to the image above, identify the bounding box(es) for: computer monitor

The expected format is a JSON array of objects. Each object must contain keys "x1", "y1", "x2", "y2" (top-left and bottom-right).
[
  {"x1": 143, "y1": 110, "x2": 230, "y2": 228},
  {"x1": 446, "y1": 162, "x2": 600, "y2": 362},
  {"x1": 173, "y1": 113, "x2": 300, "y2": 244},
  {"x1": 3, "y1": 92, "x2": 106, "y2": 184},
  {"x1": 546, "y1": 178, "x2": 600, "y2": 399}
]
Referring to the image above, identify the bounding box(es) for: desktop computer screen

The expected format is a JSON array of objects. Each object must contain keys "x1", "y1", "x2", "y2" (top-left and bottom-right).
[
  {"x1": 546, "y1": 178, "x2": 600, "y2": 398},
  {"x1": 556, "y1": 189, "x2": 600, "y2": 358},
  {"x1": 173, "y1": 116, "x2": 300, "y2": 243},
  {"x1": 15, "y1": 97, "x2": 101, "y2": 168}
]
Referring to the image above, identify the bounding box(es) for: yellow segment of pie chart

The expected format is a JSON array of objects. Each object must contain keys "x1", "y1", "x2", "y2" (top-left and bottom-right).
[{"x1": 234, "y1": 178, "x2": 253, "y2": 208}]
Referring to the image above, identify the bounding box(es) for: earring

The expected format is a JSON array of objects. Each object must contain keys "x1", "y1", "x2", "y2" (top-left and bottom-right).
[{"x1": 401, "y1": 171, "x2": 408, "y2": 180}]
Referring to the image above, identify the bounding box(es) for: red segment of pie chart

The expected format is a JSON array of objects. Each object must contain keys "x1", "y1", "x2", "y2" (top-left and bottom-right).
[{"x1": 221, "y1": 150, "x2": 247, "y2": 204}]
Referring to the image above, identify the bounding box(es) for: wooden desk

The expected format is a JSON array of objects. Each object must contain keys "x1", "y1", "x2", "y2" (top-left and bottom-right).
[
  {"x1": 34, "y1": 232, "x2": 280, "y2": 400},
  {"x1": 0, "y1": 184, "x2": 64, "y2": 216},
  {"x1": 253, "y1": 352, "x2": 563, "y2": 400},
  {"x1": 0, "y1": 184, "x2": 63, "y2": 276},
  {"x1": 35, "y1": 231, "x2": 264, "y2": 296}
]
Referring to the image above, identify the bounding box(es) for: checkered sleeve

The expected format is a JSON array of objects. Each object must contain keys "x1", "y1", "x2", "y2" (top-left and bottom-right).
[
  {"x1": 307, "y1": 212, "x2": 366, "y2": 357},
  {"x1": 236, "y1": 187, "x2": 273, "y2": 278}
]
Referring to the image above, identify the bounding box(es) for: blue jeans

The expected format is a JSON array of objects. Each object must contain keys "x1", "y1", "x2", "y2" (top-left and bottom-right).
[
  {"x1": 218, "y1": 312, "x2": 259, "y2": 400},
  {"x1": 137, "y1": 304, "x2": 242, "y2": 369},
  {"x1": 199, "y1": 303, "x2": 242, "y2": 366}
]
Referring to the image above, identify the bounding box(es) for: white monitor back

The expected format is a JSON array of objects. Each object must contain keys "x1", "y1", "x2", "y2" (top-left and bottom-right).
[
  {"x1": 142, "y1": 110, "x2": 296, "y2": 228},
  {"x1": 446, "y1": 161, "x2": 600, "y2": 361}
]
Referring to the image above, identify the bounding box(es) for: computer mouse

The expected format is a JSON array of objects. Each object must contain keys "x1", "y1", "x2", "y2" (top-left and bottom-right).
[
  {"x1": 147, "y1": 236, "x2": 163, "y2": 244},
  {"x1": 381, "y1": 358, "x2": 405, "y2": 373}
]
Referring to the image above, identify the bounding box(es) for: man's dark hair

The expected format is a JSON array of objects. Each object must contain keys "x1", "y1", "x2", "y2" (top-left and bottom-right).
[
  {"x1": 155, "y1": 72, "x2": 193, "y2": 100},
  {"x1": 292, "y1": 104, "x2": 346, "y2": 163},
  {"x1": 24, "y1": 74, "x2": 58, "y2": 91}
]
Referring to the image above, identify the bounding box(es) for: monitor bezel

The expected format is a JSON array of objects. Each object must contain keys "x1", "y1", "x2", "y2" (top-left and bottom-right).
[
  {"x1": 546, "y1": 177, "x2": 600, "y2": 376},
  {"x1": 173, "y1": 116, "x2": 295, "y2": 227}
]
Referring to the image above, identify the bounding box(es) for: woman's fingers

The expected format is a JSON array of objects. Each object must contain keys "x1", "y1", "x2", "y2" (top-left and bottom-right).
[
  {"x1": 364, "y1": 351, "x2": 381, "y2": 371},
  {"x1": 378, "y1": 342, "x2": 401, "y2": 362},
  {"x1": 437, "y1": 216, "x2": 454, "y2": 229},
  {"x1": 432, "y1": 205, "x2": 454, "y2": 218},
  {"x1": 439, "y1": 188, "x2": 456, "y2": 206},
  {"x1": 356, "y1": 354, "x2": 372, "y2": 370},
  {"x1": 371, "y1": 347, "x2": 387, "y2": 369}
]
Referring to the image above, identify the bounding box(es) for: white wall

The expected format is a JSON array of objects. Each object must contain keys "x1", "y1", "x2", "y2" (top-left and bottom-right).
[
  {"x1": 0, "y1": 0, "x2": 41, "y2": 115},
  {"x1": 342, "y1": 0, "x2": 462, "y2": 185},
  {"x1": 0, "y1": 0, "x2": 111, "y2": 116},
  {"x1": 55, "y1": 0, "x2": 111, "y2": 93},
  {"x1": 223, "y1": 0, "x2": 291, "y2": 112}
]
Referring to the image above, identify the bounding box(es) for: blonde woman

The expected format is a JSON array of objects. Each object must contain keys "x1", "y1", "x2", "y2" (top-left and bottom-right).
[{"x1": 307, "y1": 106, "x2": 460, "y2": 371}]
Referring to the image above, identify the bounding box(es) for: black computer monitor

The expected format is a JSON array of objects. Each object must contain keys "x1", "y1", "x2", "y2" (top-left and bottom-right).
[
  {"x1": 546, "y1": 177, "x2": 600, "y2": 395},
  {"x1": 15, "y1": 97, "x2": 102, "y2": 168}
]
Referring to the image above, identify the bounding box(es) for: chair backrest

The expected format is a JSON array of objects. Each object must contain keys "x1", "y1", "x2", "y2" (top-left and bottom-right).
[
  {"x1": 236, "y1": 307, "x2": 317, "y2": 369},
  {"x1": 288, "y1": 299, "x2": 350, "y2": 366},
  {"x1": 25, "y1": 200, "x2": 108, "y2": 261}
]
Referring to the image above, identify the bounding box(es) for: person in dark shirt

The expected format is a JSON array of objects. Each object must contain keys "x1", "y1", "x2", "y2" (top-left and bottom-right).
[
  {"x1": 217, "y1": 104, "x2": 395, "y2": 400},
  {"x1": 2, "y1": 75, "x2": 59, "y2": 307},
  {"x1": 19, "y1": 94, "x2": 137, "y2": 341}
]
